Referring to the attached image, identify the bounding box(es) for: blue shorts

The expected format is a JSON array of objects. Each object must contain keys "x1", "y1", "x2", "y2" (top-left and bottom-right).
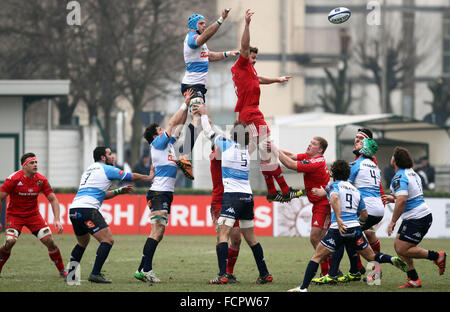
[
  {"x1": 69, "y1": 208, "x2": 108, "y2": 236},
  {"x1": 360, "y1": 215, "x2": 384, "y2": 231},
  {"x1": 147, "y1": 190, "x2": 173, "y2": 213},
  {"x1": 220, "y1": 192, "x2": 254, "y2": 221},
  {"x1": 398, "y1": 213, "x2": 432, "y2": 244},
  {"x1": 321, "y1": 226, "x2": 368, "y2": 252}
]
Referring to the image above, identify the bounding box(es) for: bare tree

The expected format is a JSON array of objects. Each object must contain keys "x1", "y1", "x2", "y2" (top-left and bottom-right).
[
  {"x1": 101, "y1": 0, "x2": 195, "y2": 165},
  {"x1": 354, "y1": 30, "x2": 422, "y2": 114},
  {"x1": 318, "y1": 29, "x2": 353, "y2": 114},
  {"x1": 424, "y1": 77, "x2": 450, "y2": 126}
]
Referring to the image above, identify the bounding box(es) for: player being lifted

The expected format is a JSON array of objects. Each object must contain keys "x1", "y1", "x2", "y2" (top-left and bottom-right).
[
  {"x1": 0, "y1": 153, "x2": 67, "y2": 278},
  {"x1": 178, "y1": 8, "x2": 239, "y2": 179},
  {"x1": 193, "y1": 103, "x2": 273, "y2": 285},
  {"x1": 288, "y1": 160, "x2": 408, "y2": 292},
  {"x1": 232, "y1": 9, "x2": 300, "y2": 203}
]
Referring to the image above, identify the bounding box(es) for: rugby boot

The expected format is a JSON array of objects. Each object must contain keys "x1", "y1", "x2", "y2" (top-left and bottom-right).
[
  {"x1": 176, "y1": 157, "x2": 194, "y2": 180},
  {"x1": 209, "y1": 274, "x2": 228, "y2": 285},
  {"x1": 143, "y1": 270, "x2": 161, "y2": 283},
  {"x1": 266, "y1": 191, "x2": 284, "y2": 203},
  {"x1": 433, "y1": 251, "x2": 446, "y2": 275},
  {"x1": 88, "y1": 273, "x2": 112, "y2": 283},
  {"x1": 337, "y1": 272, "x2": 362, "y2": 283},
  {"x1": 60, "y1": 269, "x2": 68, "y2": 279},
  {"x1": 281, "y1": 188, "x2": 303, "y2": 203},
  {"x1": 288, "y1": 286, "x2": 307, "y2": 292},
  {"x1": 134, "y1": 270, "x2": 146, "y2": 282},
  {"x1": 255, "y1": 273, "x2": 273, "y2": 284},
  {"x1": 311, "y1": 274, "x2": 337, "y2": 285},
  {"x1": 398, "y1": 278, "x2": 422, "y2": 288},
  {"x1": 392, "y1": 257, "x2": 408, "y2": 272},
  {"x1": 225, "y1": 273, "x2": 240, "y2": 283}
]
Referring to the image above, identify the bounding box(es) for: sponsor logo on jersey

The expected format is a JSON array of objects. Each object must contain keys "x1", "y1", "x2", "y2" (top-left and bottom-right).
[
  {"x1": 85, "y1": 220, "x2": 95, "y2": 228},
  {"x1": 356, "y1": 237, "x2": 365, "y2": 246}
]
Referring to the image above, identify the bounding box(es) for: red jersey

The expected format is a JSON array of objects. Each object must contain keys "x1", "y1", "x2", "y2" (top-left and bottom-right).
[
  {"x1": 231, "y1": 54, "x2": 262, "y2": 122},
  {"x1": 0, "y1": 170, "x2": 53, "y2": 217},
  {"x1": 210, "y1": 150, "x2": 224, "y2": 208},
  {"x1": 296, "y1": 153, "x2": 330, "y2": 205}
]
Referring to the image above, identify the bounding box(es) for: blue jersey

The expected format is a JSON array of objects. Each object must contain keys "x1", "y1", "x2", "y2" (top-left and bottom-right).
[
  {"x1": 182, "y1": 32, "x2": 209, "y2": 86},
  {"x1": 150, "y1": 132, "x2": 178, "y2": 193},
  {"x1": 349, "y1": 157, "x2": 384, "y2": 217},
  {"x1": 72, "y1": 162, "x2": 132, "y2": 210},
  {"x1": 390, "y1": 168, "x2": 431, "y2": 220},
  {"x1": 214, "y1": 134, "x2": 251, "y2": 194},
  {"x1": 326, "y1": 180, "x2": 366, "y2": 229}
]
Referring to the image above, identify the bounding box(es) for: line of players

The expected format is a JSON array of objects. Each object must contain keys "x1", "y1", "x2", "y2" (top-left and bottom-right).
[{"x1": 0, "y1": 8, "x2": 446, "y2": 289}]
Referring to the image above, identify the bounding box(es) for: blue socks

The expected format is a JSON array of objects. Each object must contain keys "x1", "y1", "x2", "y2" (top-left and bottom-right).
[{"x1": 91, "y1": 242, "x2": 112, "y2": 275}]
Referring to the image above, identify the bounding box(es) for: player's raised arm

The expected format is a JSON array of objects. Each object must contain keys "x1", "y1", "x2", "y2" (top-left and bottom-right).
[
  {"x1": 166, "y1": 90, "x2": 194, "y2": 138},
  {"x1": 208, "y1": 50, "x2": 239, "y2": 62},
  {"x1": 195, "y1": 8, "x2": 231, "y2": 47},
  {"x1": 240, "y1": 9, "x2": 255, "y2": 59}
]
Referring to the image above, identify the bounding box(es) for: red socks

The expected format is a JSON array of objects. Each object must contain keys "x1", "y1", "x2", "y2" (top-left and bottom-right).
[
  {"x1": 227, "y1": 246, "x2": 240, "y2": 275},
  {"x1": 48, "y1": 248, "x2": 65, "y2": 274},
  {"x1": 370, "y1": 239, "x2": 381, "y2": 253},
  {"x1": 320, "y1": 256, "x2": 331, "y2": 276},
  {"x1": 262, "y1": 165, "x2": 290, "y2": 194}
]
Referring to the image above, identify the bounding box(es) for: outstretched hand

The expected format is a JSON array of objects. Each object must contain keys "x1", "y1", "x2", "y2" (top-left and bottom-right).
[
  {"x1": 222, "y1": 8, "x2": 231, "y2": 19},
  {"x1": 192, "y1": 104, "x2": 207, "y2": 115},
  {"x1": 245, "y1": 9, "x2": 255, "y2": 24},
  {"x1": 278, "y1": 76, "x2": 292, "y2": 83},
  {"x1": 184, "y1": 89, "x2": 195, "y2": 105}
]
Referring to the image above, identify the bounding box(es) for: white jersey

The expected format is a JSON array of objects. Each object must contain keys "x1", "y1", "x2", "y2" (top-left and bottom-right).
[
  {"x1": 326, "y1": 180, "x2": 366, "y2": 229},
  {"x1": 150, "y1": 132, "x2": 178, "y2": 193},
  {"x1": 349, "y1": 157, "x2": 384, "y2": 217},
  {"x1": 214, "y1": 135, "x2": 251, "y2": 194},
  {"x1": 71, "y1": 162, "x2": 132, "y2": 210},
  {"x1": 182, "y1": 32, "x2": 209, "y2": 86},
  {"x1": 390, "y1": 168, "x2": 431, "y2": 220}
]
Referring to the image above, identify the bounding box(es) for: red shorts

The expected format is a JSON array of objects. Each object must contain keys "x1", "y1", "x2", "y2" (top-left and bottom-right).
[
  {"x1": 311, "y1": 203, "x2": 331, "y2": 229},
  {"x1": 6, "y1": 213, "x2": 49, "y2": 234},
  {"x1": 239, "y1": 111, "x2": 270, "y2": 137},
  {"x1": 211, "y1": 204, "x2": 239, "y2": 228}
]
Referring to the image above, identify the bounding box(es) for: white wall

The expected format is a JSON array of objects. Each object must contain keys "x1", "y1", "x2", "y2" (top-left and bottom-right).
[
  {"x1": 0, "y1": 96, "x2": 23, "y2": 178},
  {"x1": 25, "y1": 127, "x2": 97, "y2": 188}
]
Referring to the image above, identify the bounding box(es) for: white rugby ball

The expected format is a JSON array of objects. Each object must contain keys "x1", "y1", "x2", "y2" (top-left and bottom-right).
[{"x1": 328, "y1": 7, "x2": 351, "y2": 24}]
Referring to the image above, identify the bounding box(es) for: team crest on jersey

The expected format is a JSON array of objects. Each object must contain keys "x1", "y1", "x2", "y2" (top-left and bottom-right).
[
  {"x1": 37, "y1": 180, "x2": 43, "y2": 186},
  {"x1": 393, "y1": 179, "x2": 400, "y2": 191}
]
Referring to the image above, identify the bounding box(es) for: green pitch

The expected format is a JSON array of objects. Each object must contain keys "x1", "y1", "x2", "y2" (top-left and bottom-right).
[{"x1": 0, "y1": 233, "x2": 448, "y2": 292}]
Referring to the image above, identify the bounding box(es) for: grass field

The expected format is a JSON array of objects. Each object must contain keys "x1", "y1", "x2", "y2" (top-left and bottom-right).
[{"x1": 0, "y1": 233, "x2": 449, "y2": 293}]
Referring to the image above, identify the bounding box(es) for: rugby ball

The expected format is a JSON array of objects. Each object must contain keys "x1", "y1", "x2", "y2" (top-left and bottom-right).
[{"x1": 328, "y1": 7, "x2": 351, "y2": 24}]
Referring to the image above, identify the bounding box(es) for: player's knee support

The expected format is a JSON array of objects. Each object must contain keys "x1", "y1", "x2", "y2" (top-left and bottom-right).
[
  {"x1": 239, "y1": 219, "x2": 254, "y2": 229},
  {"x1": 217, "y1": 216, "x2": 236, "y2": 228},
  {"x1": 150, "y1": 214, "x2": 169, "y2": 226},
  {"x1": 36, "y1": 226, "x2": 52, "y2": 241},
  {"x1": 5, "y1": 228, "x2": 19, "y2": 241}
]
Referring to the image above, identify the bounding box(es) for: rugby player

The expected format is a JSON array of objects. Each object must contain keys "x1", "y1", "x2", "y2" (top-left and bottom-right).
[{"x1": 0, "y1": 153, "x2": 67, "y2": 278}]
